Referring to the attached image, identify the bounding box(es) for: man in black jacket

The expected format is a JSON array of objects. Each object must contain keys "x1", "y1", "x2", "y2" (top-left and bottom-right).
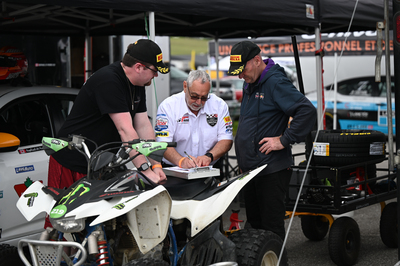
[{"x1": 228, "y1": 40, "x2": 316, "y2": 240}]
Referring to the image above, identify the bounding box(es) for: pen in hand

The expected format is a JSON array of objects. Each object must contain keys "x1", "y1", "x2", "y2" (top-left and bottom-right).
[{"x1": 184, "y1": 151, "x2": 198, "y2": 168}]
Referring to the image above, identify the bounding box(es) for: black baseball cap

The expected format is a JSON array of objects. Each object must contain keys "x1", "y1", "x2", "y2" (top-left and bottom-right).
[
  {"x1": 228, "y1": 41, "x2": 261, "y2": 76},
  {"x1": 126, "y1": 39, "x2": 170, "y2": 74}
]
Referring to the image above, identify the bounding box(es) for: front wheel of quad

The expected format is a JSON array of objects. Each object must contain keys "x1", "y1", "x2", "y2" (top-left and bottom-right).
[
  {"x1": 0, "y1": 244, "x2": 25, "y2": 266},
  {"x1": 124, "y1": 257, "x2": 169, "y2": 266},
  {"x1": 228, "y1": 228, "x2": 288, "y2": 266},
  {"x1": 380, "y1": 201, "x2": 398, "y2": 248},
  {"x1": 301, "y1": 215, "x2": 330, "y2": 241},
  {"x1": 328, "y1": 217, "x2": 360, "y2": 266}
]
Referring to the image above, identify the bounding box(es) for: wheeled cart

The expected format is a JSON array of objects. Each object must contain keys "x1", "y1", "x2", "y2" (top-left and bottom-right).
[{"x1": 286, "y1": 155, "x2": 397, "y2": 266}]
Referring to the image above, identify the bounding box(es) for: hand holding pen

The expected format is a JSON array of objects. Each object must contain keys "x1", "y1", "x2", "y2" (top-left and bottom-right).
[{"x1": 181, "y1": 151, "x2": 198, "y2": 169}]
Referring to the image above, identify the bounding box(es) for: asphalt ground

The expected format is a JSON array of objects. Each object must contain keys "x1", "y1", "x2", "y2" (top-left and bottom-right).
[{"x1": 221, "y1": 142, "x2": 399, "y2": 266}]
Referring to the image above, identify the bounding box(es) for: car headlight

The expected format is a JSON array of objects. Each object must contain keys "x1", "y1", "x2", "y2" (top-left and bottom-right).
[{"x1": 51, "y1": 216, "x2": 85, "y2": 233}]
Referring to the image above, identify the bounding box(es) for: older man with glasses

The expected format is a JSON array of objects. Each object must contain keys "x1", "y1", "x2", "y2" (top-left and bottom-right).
[{"x1": 155, "y1": 69, "x2": 233, "y2": 170}]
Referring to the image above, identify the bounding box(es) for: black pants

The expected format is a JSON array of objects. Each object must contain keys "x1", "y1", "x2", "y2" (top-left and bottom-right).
[{"x1": 243, "y1": 168, "x2": 292, "y2": 240}]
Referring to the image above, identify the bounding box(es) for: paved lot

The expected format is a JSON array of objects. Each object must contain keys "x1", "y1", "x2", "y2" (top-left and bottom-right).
[{"x1": 222, "y1": 142, "x2": 399, "y2": 266}]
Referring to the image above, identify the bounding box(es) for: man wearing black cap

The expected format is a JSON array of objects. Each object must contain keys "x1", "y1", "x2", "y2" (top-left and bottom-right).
[
  {"x1": 47, "y1": 39, "x2": 169, "y2": 217},
  {"x1": 228, "y1": 40, "x2": 316, "y2": 240}
]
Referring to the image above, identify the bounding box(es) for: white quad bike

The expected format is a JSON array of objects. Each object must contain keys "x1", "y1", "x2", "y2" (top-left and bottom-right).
[
  {"x1": 15, "y1": 135, "x2": 174, "y2": 266},
  {"x1": 15, "y1": 135, "x2": 288, "y2": 266},
  {"x1": 160, "y1": 165, "x2": 289, "y2": 266}
]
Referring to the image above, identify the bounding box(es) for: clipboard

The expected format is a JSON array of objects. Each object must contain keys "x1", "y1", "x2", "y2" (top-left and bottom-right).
[{"x1": 163, "y1": 166, "x2": 220, "y2": 180}]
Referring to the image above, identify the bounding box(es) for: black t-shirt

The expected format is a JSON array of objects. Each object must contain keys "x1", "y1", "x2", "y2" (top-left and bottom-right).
[{"x1": 53, "y1": 61, "x2": 147, "y2": 173}]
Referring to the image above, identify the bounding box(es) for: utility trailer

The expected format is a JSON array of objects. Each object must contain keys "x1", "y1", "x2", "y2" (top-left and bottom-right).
[{"x1": 286, "y1": 140, "x2": 397, "y2": 266}]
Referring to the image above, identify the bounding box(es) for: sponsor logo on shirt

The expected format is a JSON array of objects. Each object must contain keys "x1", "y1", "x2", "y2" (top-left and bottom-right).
[
  {"x1": 156, "y1": 131, "x2": 169, "y2": 137},
  {"x1": 177, "y1": 114, "x2": 189, "y2": 124},
  {"x1": 207, "y1": 113, "x2": 218, "y2": 127},
  {"x1": 224, "y1": 116, "x2": 232, "y2": 123},
  {"x1": 155, "y1": 114, "x2": 168, "y2": 131},
  {"x1": 255, "y1": 92, "x2": 264, "y2": 100}
]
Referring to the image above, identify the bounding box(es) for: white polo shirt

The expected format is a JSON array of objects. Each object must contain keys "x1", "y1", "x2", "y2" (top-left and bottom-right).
[{"x1": 155, "y1": 92, "x2": 233, "y2": 166}]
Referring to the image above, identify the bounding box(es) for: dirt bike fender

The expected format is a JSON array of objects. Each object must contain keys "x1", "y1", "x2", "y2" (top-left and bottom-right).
[
  {"x1": 171, "y1": 164, "x2": 267, "y2": 237},
  {"x1": 16, "y1": 181, "x2": 57, "y2": 221},
  {"x1": 86, "y1": 185, "x2": 171, "y2": 225},
  {"x1": 125, "y1": 186, "x2": 172, "y2": 254},
  {"x1": 73, "y1": 185, "x2": 172, "y2": 254}
]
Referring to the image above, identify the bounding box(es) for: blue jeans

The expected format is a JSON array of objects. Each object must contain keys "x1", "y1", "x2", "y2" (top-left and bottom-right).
[{"x1": 243, "y1": 168, "x2": 292, "y2": 240}]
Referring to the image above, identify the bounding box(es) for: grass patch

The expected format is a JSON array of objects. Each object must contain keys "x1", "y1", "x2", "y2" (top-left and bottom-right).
[
  {"x1": 170, "y1": 37, "x2": 210, "y2": 55},
  {"x1": 233, "y1": 120, "x2": 238, "y2": 136}
]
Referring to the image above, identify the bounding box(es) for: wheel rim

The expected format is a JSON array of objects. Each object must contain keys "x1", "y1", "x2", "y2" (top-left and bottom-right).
[
  {"x1": 345, "y1": 231, "x2": 356, "y2": 253},
  {"x1": 261, "y1": 250, "x2": 278, "y2": 266},
  {"x1": 316, "y1": 217, "x2": 326, "y2": 229}
]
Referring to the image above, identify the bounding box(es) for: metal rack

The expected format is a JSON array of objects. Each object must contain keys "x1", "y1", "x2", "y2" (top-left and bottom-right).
[
  {"x1": 285, "y1": 153, "x2": 397, "y2": 265},
  {"x1": 286, "y1": 157, "x2": 397, "y2": 214}
]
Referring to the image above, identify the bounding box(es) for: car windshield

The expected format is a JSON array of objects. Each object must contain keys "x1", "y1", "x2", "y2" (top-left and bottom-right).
[
  {"x1": 327, "y1": 77, "x2": 395, "y2": 97},
  {"x1": 170, "y1": 66, "x2": 189, "y2": 79}
]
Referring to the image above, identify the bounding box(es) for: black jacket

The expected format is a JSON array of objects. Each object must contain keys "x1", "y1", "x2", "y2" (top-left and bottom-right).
[{"x1": 235, "y1": 62, "x2": 316, "y2": 175}]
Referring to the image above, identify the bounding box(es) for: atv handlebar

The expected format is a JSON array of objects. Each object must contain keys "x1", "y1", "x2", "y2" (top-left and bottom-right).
[
  {"x1": 42, "y1": 136, "x2": 176, "y2": 175},
  {"x1": 167, "y1": 142, "x2": 177, "y2": 147}
]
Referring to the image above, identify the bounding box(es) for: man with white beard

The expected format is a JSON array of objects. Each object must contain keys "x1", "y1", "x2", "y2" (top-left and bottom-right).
[{"x1": 155, "y1": 70, "x2": 233, "y2": 171}]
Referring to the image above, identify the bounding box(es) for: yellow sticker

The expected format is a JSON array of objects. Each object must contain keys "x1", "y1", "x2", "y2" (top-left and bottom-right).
[
  {"x1": 157, "y1": 66, "x2": 169, "y2": 73},
  {"x1": 157, "y1": 53, "x2": 163, "y2": 62},
  {"x1": 230, "y1": 55, "x2": 242, "y2": 62},
  {"x1": 156, "y1": 131, "x2": 169, "y2": 137}
]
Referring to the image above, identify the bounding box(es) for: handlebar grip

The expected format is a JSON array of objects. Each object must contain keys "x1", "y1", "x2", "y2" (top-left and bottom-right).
[{"x1": 167, "y1": 142, "x2": 177, "y2": 147}]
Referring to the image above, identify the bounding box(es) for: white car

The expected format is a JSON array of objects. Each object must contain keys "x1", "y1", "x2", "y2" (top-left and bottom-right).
[
  {"x1": 0, "y1": 85, "x2": 79, "y2": 248},
  {"x1": 306, "y1": 76, "x2": 395, "y2": 134}
]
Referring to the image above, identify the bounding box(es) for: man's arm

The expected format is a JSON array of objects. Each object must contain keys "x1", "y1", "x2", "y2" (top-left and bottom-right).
[
  {"x1": 196, "y1": 139, "x2": 233, "y2": 166},
  {"x1": 163, "y1": 147, "x2": 197, "y2": 169},
  {"x1": 133, "y1": 112, "x2": 156, "y2": 142},
  {"x1": 259, "y1": 96, "x2": 317, "y2": 155},
  {"x1": 109, "y1": 112, "x2": 166, "y2": 182},
  {"x1": 133, "y1": 112, "x2": 167, "y2": 179}
]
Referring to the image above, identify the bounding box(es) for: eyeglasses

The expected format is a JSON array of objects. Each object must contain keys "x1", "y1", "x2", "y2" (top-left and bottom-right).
[
  {"x1": 187, "y1": 86, "x2": 210, "y2": 102},
  {"x1": 139, "y1": 63, "x2": 158, "y2": 74}
]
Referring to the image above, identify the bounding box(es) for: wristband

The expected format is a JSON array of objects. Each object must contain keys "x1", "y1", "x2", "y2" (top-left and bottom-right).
[
  {"x1": 178, "y1": 157, "x2": 186, "y2": 168},
  {"x1": 152, "y1": 164, "x2": 162, "y2": 170}
]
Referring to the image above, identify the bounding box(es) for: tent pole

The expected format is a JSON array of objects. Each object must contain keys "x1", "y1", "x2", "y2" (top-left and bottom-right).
[
  {"x1": 393, "y1": 0, "x2": 400, "y2": 259},
  {"x1": 214, "y1": 33, "x2": 220, "y2": 97},
  {"x1": 383, "y1": 0, "x2": 394, "y2": 171},
  {"x1": 315, "y1": 26, "x2": 324, "y2": 130},
  {"x1": 148, "y1": 11, "x2": 157, "y2": 126},
  {"x1": 66, "y1": 37, "x2": 71, "y2": 88},
  {"x1": 108, "y1": 36, "x2": 114, "y2": 64},
  {"x1": 149, "y1": 12, "x2": 155, "y2": 41},
  {"x1": 291, "y1": 36, "x2": 304, "y2": 95},
  {"x1": 333, "y1": 52, "x2": 337, "y2": 129},
  {"x1": 84, "y1": 27, "x2": 92, "y2": 82}
]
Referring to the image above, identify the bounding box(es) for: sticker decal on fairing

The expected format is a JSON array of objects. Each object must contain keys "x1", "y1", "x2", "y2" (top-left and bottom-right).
[{"x1": 15, "y1": 165, "x2": 35, "y2": 173}]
